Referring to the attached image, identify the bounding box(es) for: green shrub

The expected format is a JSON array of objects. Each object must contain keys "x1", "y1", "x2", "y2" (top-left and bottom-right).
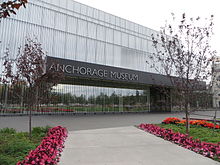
[
  {"x1": 0, "y1": 126, "x2": 50, "y2": 165},
  {"x1": 1, "y1": 139, "x2": 36, "y2": 156},
  {"x1": 32, "y1": 125, "x2": 50, "y2": 136},
  {"x1": 32, "y1": 126, "x2": 51, "y2": 142},
  {"x1": 0, "y1": 154, "x2": 16, "y2": 165},
  {"x1": 0, "y1": 128, "x2": 16, "y2": 134}
]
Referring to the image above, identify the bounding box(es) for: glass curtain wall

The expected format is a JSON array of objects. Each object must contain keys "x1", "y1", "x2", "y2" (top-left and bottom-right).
[
  {"x1": 41, "y1": 84, "x2": 150, "y2": 114},
  {"x1": 0, "y1": 0, "x2": 158, "y2": 74},
  {"x1": 0, "y1": 0, "x2": 157, "y2": 114},
  {"x1": 0, "y1": 84, "x2": 150, "y2": 114}
]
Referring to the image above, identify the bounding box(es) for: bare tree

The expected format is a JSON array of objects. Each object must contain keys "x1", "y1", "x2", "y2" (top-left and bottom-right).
[
  {"x1": 0, "y1": 0, "x2": 27, "y2": 19},
  {"x1": 150, "y1": 13, "x2": 216, "y2": 134},
  {"x1": 1, "y1": 37, "x2": 64, "y2": 138}
]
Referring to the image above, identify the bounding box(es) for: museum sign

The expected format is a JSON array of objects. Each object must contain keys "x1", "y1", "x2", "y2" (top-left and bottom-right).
[
  {"x1": 48, "y1": 63, "x2": 139, "y2": 81},
  {"x1": 46, "y1": 56, "x2": 174, "y2": 87}
]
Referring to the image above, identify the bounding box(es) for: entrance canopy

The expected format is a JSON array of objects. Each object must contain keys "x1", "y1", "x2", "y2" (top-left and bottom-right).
[{"x1": 46, "y1": 56, "x2": 174, "y2": 89}]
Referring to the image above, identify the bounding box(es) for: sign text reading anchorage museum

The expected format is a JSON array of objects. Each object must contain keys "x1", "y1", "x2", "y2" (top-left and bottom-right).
[
  {"x1": 46, "y1": 56, "x2": 173, "y2": 86},
  {"x1": 46, "y1": 56, "x2": 206, "y2": 89},
  {"x1": 47, "y1": 56, "x2": 139, "y2": 82}
]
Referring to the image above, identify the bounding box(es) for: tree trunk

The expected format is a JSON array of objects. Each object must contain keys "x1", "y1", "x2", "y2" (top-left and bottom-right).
[
  {"x1": 29, "y1": 105, "x2": 32, "y2": 139},
  {"x1": 213, "y1": 107, "x2": 217, "y2": 130},
  {"x1": 4, "y1": 84, "x2": 8, "y2": 109},
  {"x1": 185, "y1": 102, "x2": 190, "y2": 135},
  {"x1": 35, "y1": 86, "x2": 39, "y2": 112},
  {"x1": 28, "y1": 86, "x2": 39, "y2": 139}
]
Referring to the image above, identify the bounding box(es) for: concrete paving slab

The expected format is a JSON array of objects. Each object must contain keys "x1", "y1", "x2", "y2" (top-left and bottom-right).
[{"x1": 60, "y1": 126, "x2": 220, "y2": 165}]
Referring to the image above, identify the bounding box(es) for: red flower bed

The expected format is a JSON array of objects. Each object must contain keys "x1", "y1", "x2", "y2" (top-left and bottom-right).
[
  {"x1": 139, "y1": 124, "x2": 220, "y2": 159},
  {"x1": 162, "y1": 117, "x2": 181, "y2": 124},
  {"x1": 17, "y1": 126, "x2": 68, "y2": 165},
  {"x1": 162, "y1": 117, "x2": 220, "y2": 129}
]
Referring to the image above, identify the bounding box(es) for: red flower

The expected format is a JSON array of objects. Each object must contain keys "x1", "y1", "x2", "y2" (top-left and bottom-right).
[
  {"x1": 162, "y1": 117, "x2": 220, "y2": 130},
  {"x1": 17, "y1": 126, "x2": 68, "y2": 165},
  {"x1": 139, "y1": 124, "x2": 220, "y2": 160},
  {"x1": 162, "y1": 117, "x2": 181, "y2": 124}
]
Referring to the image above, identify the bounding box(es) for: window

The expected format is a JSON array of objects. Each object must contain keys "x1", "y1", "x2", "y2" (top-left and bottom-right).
[
  {"x1": 113, "y1": 46, "x2": 121, "y2": 67},
  {"x1": 139, "y1": 25, "x2": 144, "y2": 34},
  {"x1": 76, "y1": 37, "x2": 87, "y2": 61},
  {"x1": 96, "y1": 41, "x2": 105, "y2": 64},
  {"x1": 93, "y1": 9, "x2": 99, "y2": 19},
  {"x1": 105, "y1": 13, "x2": 110, "y2": 23},
  {"x1": 67, "y1": 16, "x2": 77, "y2": 34},
  {"x1": 87, "y1": 7, "x2": 93, "y2": 17},
  {"x1": 114, "y1": 30, "x2": 121, "y2": 45},
  {"x1": 87, "y1": 39, "x2": 96, "y2": 63},
  {"x1": 121, "y1": 32, "x2": 128, "y2": 47},
  {"x1": 99, "y1": 11, "x2": 105, "y2": 21},
  {"x1": 53, "y1": 31, "x2": 65, "y2": 58},
  {"x1": 110, "y1": 15, "x2": 115, "y2": 25},
  {"x1": 141, "y1": 39, "x2": 148, "y2": 52},
  {"x1": 121, "y1": 19, "x2": 126, "y2": 28},
  {"x1": 67, "y1": 0, "x2": 74, "y2": 11},
  {"x1": 52, "y1": 0, "x2": 60, "y2": 6},
  {"x1": 28, "y1": 4, "x2": 43, "y2": 25},
  {"x1": 115, "y1": 17, "x2": 120, "y2": 27},
  {"x1": 41, "y1": 28, "x2": 54, "y2": 57},
  {"x1": 136, "y1": 37, "x2": 141, "y2": 50},
  {"x1": 60, "y1": 0, "x2": 67, "y2": 8},
  {"x1": 121, "y1": 48, "x2": 136, "y2": 69},
  {"x1": 55, "y1": 13, "x2": 66, "y2": 30},
  {"x1": 73, "y1": 1, "x2": 81, "y2": 13},
  {"x1": 125, "y1": 20, "x2": 130, "y2": 30},
  {"x1": 97, "y1": 25, "x2": 105, "y2": 41},
  {"x1": 106, "y1": 28, "x2": 113, "y2": 43},
  {"x1": 129, "y1": 35, "x2": 135, "y2": 49},
  {"x1": 65, "y1": 34, "x2": 77, "y2": 60},
  {"x1": 87, "y1": 22, "x2": 96, "y2": 39},
  {"x1": 134, "y1": 24, "x2": 139, "y2": 32},
  {"x1": 42, "y1": 9, "x2": 55, "y2": 28},
  {"x1": 80, "y1": 4, "x2": 87, "y2": 15},
  {"x1": 105, "y1": 43, "x2": 114, "y2": 66},
  {"x1": 77, "y1": 19, "x2": 87, "y2": 36},
  {"x1": 130, "y1": 22, "x2": 135, "y2": 32}
]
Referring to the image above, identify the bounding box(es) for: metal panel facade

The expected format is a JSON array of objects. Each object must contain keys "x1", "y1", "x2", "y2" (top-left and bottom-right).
[
  {"x1": 0, "y1": 0, "x2": 158, "y2": 73},
  {"x1": 0, "y1": 0, "x2": 164, "y2": 114}
]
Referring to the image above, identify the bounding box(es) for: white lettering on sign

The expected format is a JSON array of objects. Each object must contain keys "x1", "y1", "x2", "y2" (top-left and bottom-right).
[{"x1": 49, "y1": 63, "x2": 139, "y2": 81}]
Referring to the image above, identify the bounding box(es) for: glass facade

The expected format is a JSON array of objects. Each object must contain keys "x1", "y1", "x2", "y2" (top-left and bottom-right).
[
  {"x1": 0, "y1": 0, "x2": 157, "y2": 72},
  {"x1": 0, "y1": 0, "x2": 161, "y2": 114}
]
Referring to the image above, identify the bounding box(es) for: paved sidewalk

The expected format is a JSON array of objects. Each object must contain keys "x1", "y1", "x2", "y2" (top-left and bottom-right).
[
  {"x1": 60, "y1": 126, "x2": 220, "y2": 165},
  {"x1": 1, "y1": 111, "x2": 219, "y2": 132}
]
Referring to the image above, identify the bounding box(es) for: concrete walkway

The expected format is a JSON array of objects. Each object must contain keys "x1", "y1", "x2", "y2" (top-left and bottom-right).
[{"x1": 60, "y1": 126, "x2": 220, "y2": 165}]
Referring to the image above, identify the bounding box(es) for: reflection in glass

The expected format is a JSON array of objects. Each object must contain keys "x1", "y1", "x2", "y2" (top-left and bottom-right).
[{"x1": 46, "y1": 85, "x2": 150, "y2": 113}]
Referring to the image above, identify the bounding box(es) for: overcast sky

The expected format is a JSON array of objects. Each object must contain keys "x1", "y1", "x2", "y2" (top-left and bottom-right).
[{"x1": 75, "y1": 0, "x2": 220, "y2": 55}]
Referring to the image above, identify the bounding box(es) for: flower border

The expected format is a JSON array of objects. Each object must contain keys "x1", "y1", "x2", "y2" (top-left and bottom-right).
[
  {"x1": 162, "y1": 117, "x2": 220, "y2": 129},
  {"x1": 139, "y1": 123, "x2": 220, "y2": 160},
  {"x1": 17, "y1": 126, "x2": 68, "y2": 165}
]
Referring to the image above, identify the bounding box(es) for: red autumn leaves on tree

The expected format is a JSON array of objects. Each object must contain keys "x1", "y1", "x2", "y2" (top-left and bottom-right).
[{"x1": 0, "y1": 0, "x2": 28, "y2": 18}]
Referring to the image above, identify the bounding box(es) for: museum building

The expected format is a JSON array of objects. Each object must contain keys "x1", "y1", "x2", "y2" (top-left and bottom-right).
[{"x1": 0, "y1": 0, "x2": 172, "y2": 113}]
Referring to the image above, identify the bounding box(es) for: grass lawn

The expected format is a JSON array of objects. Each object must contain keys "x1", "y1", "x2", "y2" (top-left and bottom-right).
[
  {"x1": 0, "y1": 126, "x2": 50, "y2": 165},
  {"x1": 157, "y1": 124, "x2": 220, "y2": 144}
]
